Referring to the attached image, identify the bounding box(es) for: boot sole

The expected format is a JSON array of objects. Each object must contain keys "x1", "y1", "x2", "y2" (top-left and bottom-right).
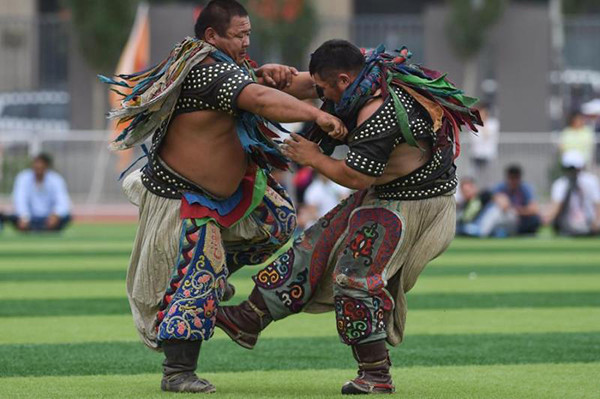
[
  {"x1": 341, "y1": 380, "x2": 395, "y2": 395},
  {"x1": 161, "y1": 380, "x2": 217, "y2": 394}
]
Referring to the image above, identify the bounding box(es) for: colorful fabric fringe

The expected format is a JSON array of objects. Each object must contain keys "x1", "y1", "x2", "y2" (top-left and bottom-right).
[
  {"x1": 99, "y1": 37, "x2": 289, "y2": 170},
  {"x1": 336, "y1": 45, "x2": 483, "y2": 159},
  {"x1": 180, "y1": 163, "x2": 267, "y2": 228}
]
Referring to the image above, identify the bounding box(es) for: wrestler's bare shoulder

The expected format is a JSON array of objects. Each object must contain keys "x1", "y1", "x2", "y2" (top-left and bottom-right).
[
  {"x1": 355, "y1": 95, "x2": 432, "y2": 184},
  {"x1": 376, "y1": 141, "x2": 431, "y2": 184}
]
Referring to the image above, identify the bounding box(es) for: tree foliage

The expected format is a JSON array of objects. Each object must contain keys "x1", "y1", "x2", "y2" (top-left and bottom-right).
[
  {"x1": 244, "y1": 0, "x2": 318, "y2": 67},
  {"x1": 62, "y1": 0, "x2": 138, "y2": 73},
  {"x1": 446, "y1": 0, "x2": 506, "y2": 59},
  {"x1": 64, "y1": 0, "x2": 317, "y2": 72}
]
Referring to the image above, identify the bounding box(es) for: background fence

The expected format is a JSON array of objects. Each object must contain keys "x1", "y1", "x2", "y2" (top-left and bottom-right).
[
  {"x1": 1, "y1": 131, "x2": 598, "y2": 210},
  {"x1": 1, "y1": 12, "x2": 600, "y2": 213},
  {"x1": 0, "y1": 131, "x2": 134, "y2": 206}
]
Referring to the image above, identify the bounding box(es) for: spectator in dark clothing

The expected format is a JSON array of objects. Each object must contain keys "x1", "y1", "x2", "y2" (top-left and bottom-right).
[{"x1": 491, "y1": 165, "x2": 541, "y2": 235}]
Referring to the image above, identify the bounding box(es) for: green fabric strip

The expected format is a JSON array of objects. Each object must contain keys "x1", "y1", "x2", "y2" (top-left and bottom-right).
[
  {"x1": 386, "y1": 73, "x2": 419, "y2": 148},
  {"x1": 394, "y1": 73, "x2": 479, "y2": 108}
]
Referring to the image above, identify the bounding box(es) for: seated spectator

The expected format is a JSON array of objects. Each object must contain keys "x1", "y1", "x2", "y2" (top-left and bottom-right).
[
  {"x1": 297, "y1": 173, "x2": 351, "y2": 230},
  {"x1": 544, "y1": 151, "x2": 600, "y2": 236},
  {"x1": 559, "y1": 111, "x2": 595, "y2": 167},
  {"x1": 490, "y1": 165, "x2": 541, "y2": 236},
  {"x1": 456, "y1": 177, "x2": 492, "y2": 237},
  {"x1": 6, "y1": 153, "x2": 71, "y2": 232}
]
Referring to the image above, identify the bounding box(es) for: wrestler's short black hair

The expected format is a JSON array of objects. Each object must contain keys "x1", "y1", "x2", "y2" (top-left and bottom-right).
[
  {"x1": 33, "y1": 153, "x2": 53, "y2": 167},
  {"x1": 194, "y1": 0, "x2": 248, "y2": 39},
  {"x1": 309, "y1": 39, "x2": 365, "y2": 83}
]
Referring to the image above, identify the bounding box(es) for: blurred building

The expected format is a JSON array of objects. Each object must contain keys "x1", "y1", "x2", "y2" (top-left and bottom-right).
[
  {"x1": 2, "y1": 0, "x2": 599, "y2": 132},
  {"x1": 1, "y1": 0, "x2": 600, "y2": 206}
]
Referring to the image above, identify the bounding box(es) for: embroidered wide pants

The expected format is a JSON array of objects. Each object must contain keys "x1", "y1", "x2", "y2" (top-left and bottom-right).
[
  {"x1": 123, "y1": 169, "x2": 296, "y2": 349},
  {"x1": 255, "y1": 189, "x2": 456, "y2": 346}
]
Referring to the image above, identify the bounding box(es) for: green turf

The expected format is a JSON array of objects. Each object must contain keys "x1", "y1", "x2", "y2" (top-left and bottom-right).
[
  {"x1": 0, "y1": 269, "x2": 127, "y2": 281},
  {"x1": 429, "y1": 253, "x2": 600, "y2": 266},
  {"x1": 406, "y1": 291, "x2": 600, "y2": 309},
  {"x1": 412, "y1": 274, "x2": 600, "y2": 293},
  {"x1": 1, "y1": 332, "x2": 599, "y2": 377},
  {"x1": 3, "y1": 307, "x2": 599, "y2": 345},
  {"x1": 1, "y1": 223, "x2": 599, "y2": 398},
  {"x1": 2, "y1": 364, "x2": 598, "y2": 399},
  {"x1": 0, "y1": 257, "x2": 127, "y2": 272},
  {"x1": 4, "y1": 262, "x2": 600, "y2": 283},
  {"x1": 2, "y1": 291, "x2": 599, "y2": 318},
  {"x1": 420, "y1": 264, "x2": 600, "y2": 276},
  {"x1": 2, "y1": 274, "x2": 598, "y2": 301},
  {"x1": 0, "y1": 249, "x2": 132, "y2": 258}
]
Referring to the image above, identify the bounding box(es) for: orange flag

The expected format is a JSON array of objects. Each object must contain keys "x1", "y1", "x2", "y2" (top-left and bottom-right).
[{"x1": 109, "y1": 3, "x2": 150, "y2": 170}]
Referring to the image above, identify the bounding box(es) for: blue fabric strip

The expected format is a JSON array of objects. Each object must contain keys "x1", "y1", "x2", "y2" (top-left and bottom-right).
[
  {"x1": 183, "y1": 184, "x2": 243, "y2": 216},
  {"x1": 118, "y1": 144, "x2": 149, "y2": 181}
]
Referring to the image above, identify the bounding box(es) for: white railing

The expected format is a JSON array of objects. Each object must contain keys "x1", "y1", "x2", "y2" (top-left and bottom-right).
[
  {"x1": 0, "y1": 130, "x2": 598, "y2": 207},
  {"x1": 0, "y1": 130, "x2": 143, "y2": 205}
]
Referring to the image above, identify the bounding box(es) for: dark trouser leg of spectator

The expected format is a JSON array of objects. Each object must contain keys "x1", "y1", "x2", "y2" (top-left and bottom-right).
[
  {"x1": 518, "y1": 215, "x2": 541, "y2": 235},
  {"x1": 5, "y1": 215, "x2": 21, "y2": 230},
  {"x1": 56, "y1": 215, "x2": 72, "y2": 231},
  {"x1": 29, "y1": 215, "x2": 72, "y2": 232},
  {"x1": 29, "y1": 217, "x2": 47, "y2": 231}
]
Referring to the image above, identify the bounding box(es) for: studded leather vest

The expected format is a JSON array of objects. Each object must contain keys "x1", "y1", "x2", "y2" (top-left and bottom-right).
[
  {"x1": 345, "y1": 86, "x2": 457, "y2": 201},
  {"x1": 141, "y1": 61, "x2": 255, "y2": 199}
]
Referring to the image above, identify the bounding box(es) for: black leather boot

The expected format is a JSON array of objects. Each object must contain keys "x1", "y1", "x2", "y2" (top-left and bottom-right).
[
  {"x1": 215, "y1": 286, "x2": 272, "y2": 349},
  {"x1": 161, "y1": 340, "x2": 216, "y2": 393},
  {"x1": 222, "y1": 282, "x2": 236, "y2": 302},
  {"x1": 341, "y1": 340, "x2": 395, "y2": 395}
]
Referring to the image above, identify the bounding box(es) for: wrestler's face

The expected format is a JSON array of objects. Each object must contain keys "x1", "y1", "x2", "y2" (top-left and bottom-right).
[
  {"x1": 208, "y1": 15, "x2": 251, "y2": 65},
  {"x1": 312, "y1": 72, "x2": 355, "y2": 104}
]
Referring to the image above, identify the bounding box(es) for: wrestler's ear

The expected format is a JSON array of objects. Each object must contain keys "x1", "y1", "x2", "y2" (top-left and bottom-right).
[
  {"x1": 337, "y1": 73, "x2": 352, "y2": 90},
  {"x1": 204, "y1": 27, "x2": 219, "y2": 46}
]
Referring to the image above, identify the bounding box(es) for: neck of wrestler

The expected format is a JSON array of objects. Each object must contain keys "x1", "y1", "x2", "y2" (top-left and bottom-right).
[
  {"x1": 313, "y1": 71, "x2": 432, "y2": 185},
  {"x1": 158, "y1": 16, "x2": 252, "y2": 199}
]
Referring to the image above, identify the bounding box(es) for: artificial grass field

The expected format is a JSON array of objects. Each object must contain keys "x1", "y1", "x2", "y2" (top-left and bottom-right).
[{"x1": 0, "y1": 224, "x2": 599, "y2": 398}]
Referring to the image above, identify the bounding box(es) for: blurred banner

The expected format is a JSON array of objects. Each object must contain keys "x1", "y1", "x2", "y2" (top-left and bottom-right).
[{"x1": 109, "y1": 2, "x2": 150, "y2": 171}]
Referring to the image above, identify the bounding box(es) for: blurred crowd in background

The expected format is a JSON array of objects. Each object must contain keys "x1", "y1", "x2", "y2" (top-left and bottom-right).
[{"x1": 1, "y1": 0, "x2": 600, "y2": 238}]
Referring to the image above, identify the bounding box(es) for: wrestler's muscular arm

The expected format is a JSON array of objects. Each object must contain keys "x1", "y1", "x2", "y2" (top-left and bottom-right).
[
  {"x1": 280, "y1": 72, "x2": 318, "y2": 100},
  {"x1": 237, "y1": 84, "x2": 344, "y2": 134},
  {"x1": 255, "y1": 64, "x2": 318, "y2": 99},
  {"x1": 282, "y1": 98, "x2": 383, "y2": 190}
]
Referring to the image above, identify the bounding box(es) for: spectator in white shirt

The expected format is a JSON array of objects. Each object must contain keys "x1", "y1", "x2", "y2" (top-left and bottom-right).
[
  {"x1": 544, "y1": 150, "x2": 600, "y2": 236},
  {"x1": 7, "y1": 153, "x2": 71, "y2": 232},
  {"x1": 470, "y1": 103, "x2": 499, "y2": 187},
  {"x1": 297, "y1": 173, "x2": 352, "y2": 229}
]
